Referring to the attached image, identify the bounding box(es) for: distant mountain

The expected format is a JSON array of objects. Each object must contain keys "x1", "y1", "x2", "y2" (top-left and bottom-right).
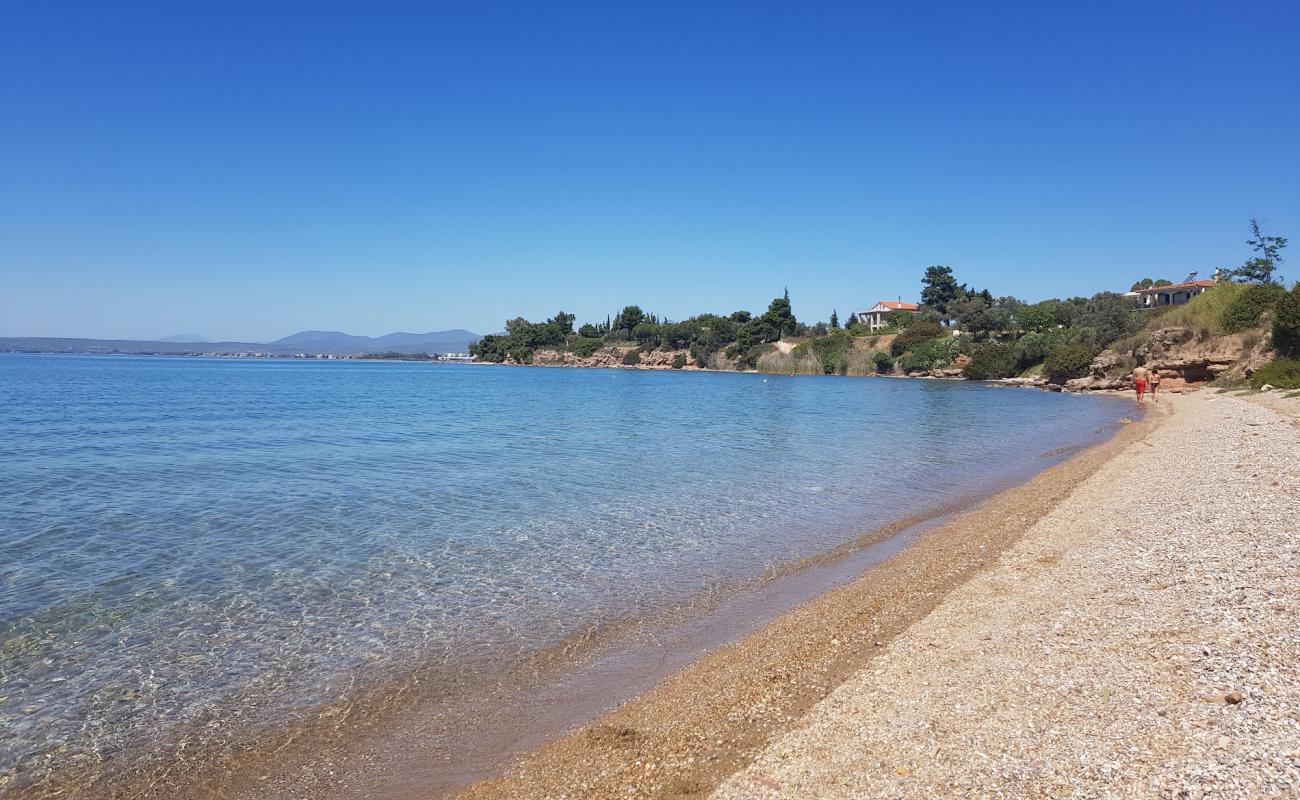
[
  {"x1": 160, "y1": 333, "x2": 210, "y2": 343},
  {"x1": 271, "y1": 329, "x2": 482, "y2": 353},
  {"x1": 271, "y1": 330, "x2": 375, "y2": 348},
  {"x1": 1, "y1": 329, "x2": 482, "y2": 357}
]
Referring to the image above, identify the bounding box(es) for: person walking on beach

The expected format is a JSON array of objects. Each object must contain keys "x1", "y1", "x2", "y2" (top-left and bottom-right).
[
  {"x1": 1149, "y1": 369, "x2": 1161, "y2": 402},
  {"x1": 1132, "y1": 365, "x2": 1149, "y2": 405}
]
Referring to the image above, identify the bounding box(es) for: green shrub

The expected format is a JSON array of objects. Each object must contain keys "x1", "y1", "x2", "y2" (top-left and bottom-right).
[
  {"x1": 890, "y1": 319, "x2": 945, "y2": 357},
  {"x1": 671, "y1": 353, "x2": 688, "y2": 369},
  {"x1": 1273, "y1": 284, "x2": 1300, "y2": 358},
  {"x1": 1250, "y1": 357, "x2": 1300, "y2": 389},
  {"x1": 621, "y1": 350, "x2": 641, "y2": 365},
  {"x1": 897, "y1": 352, "x2": 929, "y2": 374},
  {"x1": 1220, "y1": 283, "x2": 1286, "y2": 332},
  {"x1": 1042, "y1": 344, "x2": 1100, "y2": 384},
  {"x1": 571, "y1": 337, "x2": 603, "y2": 357},
  {"x1": 962, "y1": 343, "x2": 1018, "y2": 380},
  {"x1": 873, "y1": 351, "x2": 894, "y2": 374},
  {"x1": 898, "y1": 337, "x2": 961, "y2": 373},
  {"x1": 1013, "y1": 330, "x2": 1064, "y2": 370},
  {"x1": 732, "y1": 343, "x2": 770, "y2": 370}
]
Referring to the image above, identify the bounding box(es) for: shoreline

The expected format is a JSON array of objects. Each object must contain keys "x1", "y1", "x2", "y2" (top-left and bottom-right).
[
  {"x1": 451, "y1": 399, "x2": 1161, "y2": 798},
  {"x1": 717, "y1": 389, "x2": 1299, "y2": 797},
  {"x1": 450, "y1": 389, "x2": 1298, "y2": 799},
  {"x1": 0, "y1": 358, "x2": 1132, "y2": 800},
  {"x1": 209, "y1": 428, "x2": 1128, "y2": 800}
]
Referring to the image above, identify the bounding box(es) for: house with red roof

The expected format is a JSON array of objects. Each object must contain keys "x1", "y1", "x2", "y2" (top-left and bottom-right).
[
  {"x1": 853, "y1": 300, "x2": 920, "y2": 332},
  {"x1": 1135, "y1": 276, "x2": 1217, "y2": 309}
]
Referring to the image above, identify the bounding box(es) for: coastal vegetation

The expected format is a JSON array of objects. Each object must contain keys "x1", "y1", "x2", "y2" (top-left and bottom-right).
[
  {"x1": 1255, "y1": 282, "x2": 1300, "y2": 388},
  {"x1": 469, "y1": 220, "x2": 1295, "y2": 389}
]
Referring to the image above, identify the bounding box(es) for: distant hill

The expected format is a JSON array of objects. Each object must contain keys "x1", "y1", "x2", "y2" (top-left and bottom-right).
[
  {"x1": 160, "y1": 333, "x2": 211, "y2": 342},
  {"x1": 270, "y1": 329, "x2": 481, "y2": 353},
  {"x1": 0, "y1": 329, "x2": 482, "y2": 357}
]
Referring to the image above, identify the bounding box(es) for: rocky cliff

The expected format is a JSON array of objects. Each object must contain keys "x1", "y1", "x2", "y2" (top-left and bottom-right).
[
  {"x1": 526, "y1": 346, "x2": 700, "y2": 370},
  {"x1": 1066, "y1": 326, "x2": 1270, "y2": 391}
]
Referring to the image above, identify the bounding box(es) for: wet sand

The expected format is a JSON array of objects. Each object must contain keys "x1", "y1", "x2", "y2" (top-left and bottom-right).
[{"x1": 453, "y1": 402, "x2": 1162, "y2": 798}]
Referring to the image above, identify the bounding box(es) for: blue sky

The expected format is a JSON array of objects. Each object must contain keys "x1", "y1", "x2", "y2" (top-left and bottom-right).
[{"x1": 2, "y1": 1, "x2": 1297, "y2": 341}]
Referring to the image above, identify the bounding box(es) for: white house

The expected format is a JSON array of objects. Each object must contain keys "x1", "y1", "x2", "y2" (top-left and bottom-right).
[
  {"x1": 853, "y1": 300, "x2": 920, "y2": 332},
  {"x1": 1135, "y1": 278, "x2": 1216, "y2": 308}
]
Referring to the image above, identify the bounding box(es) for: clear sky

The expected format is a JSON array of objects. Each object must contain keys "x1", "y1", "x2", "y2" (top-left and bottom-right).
[{"x1": 2, "y1": 1, "x2": 1297, "y2": 341}]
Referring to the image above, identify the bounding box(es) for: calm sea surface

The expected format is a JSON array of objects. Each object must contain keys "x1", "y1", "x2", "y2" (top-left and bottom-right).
[{"x1": 0, "y1": 354, "x2": 1131, "y2": 794}]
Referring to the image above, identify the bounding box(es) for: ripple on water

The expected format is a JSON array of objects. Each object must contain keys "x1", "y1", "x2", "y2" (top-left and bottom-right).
[{"x1": 0, "y1": 356, "x2": 1132, "y2": 795}]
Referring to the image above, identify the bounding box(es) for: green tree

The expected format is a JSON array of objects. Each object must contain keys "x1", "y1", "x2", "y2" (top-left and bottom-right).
[
  {"x1": 1273, "y1": 283, "x2": 1300, "y2": 357},
  {"x1": 632, "y1": 321, "x2": 662, "y2": 345},
  {"x1": 762, "y1": 295, "x2": 797, "y2": 340},
  {"x1": 552, "y1": 312, "x2": 575, "y2": 337},
  {"x1": 1042, "y1": 345, "x2": 1100, "y2": 384},
  {"x1": 1220, "y1": 284, "x2": 1287, "y2": 332},
  {"x1": 1016, "y1": 301, "x2": 1058, "y2": 333},
  {"x1": 920, "y1": 265, "x2": 965, "y2": 321},
  {"x1": 829, "y1": 309, "x2": 840, "y2": 329},
  {"x1": 884, "y1": 309, "x2": 915, "y2": 329},
  {"x1": 1232, "y1": 218, "x2": 1288, "y2": 285},
  {"x1": 614, "y1": 305, "x2": 647, "y2": 333}
]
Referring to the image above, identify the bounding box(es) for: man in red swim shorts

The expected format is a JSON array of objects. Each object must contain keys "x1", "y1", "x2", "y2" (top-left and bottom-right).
[{"x1": 1132, "y1": 365, "x2": 1149, "y2": 405}]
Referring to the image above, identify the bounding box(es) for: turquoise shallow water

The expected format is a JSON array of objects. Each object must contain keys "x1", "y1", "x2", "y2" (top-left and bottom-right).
[{"x1": 0, "y1": 354, "x2": 1130, "y2": 793}]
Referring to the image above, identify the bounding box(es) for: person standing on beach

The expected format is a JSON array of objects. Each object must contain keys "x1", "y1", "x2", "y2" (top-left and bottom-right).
[
  {"x1": 1149, "y1": 369, "x2": 1161, "y2": 402},
  {"x1": 1132, "y1": 365, "x2": 1149, "y2": 405}
]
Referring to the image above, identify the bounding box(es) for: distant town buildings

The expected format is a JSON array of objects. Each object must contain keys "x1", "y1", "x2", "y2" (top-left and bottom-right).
[{"x1": 852, "y1": 300, "x2": 920, "y2": 332}]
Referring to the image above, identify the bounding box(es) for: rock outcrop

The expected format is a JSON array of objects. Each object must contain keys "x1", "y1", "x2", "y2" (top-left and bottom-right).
[
  {"x1": 530, "y1": 347, "x2": 698, "y2": 370},
  {"x1": 1067, "y1": 326, "x2": 1267, "y2": 391}
]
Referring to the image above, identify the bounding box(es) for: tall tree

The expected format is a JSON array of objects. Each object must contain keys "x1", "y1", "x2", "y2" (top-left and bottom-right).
[
  {"x1": 613, "y1": 305, "x2": 646, "y2": 332},
  {"x1": 1232, "y1": 218, "x2": 1288, "y2": 285},
  {"x1": 920, "y1": 265, "x2": 965, "y2": 322},
  {"x1": 829, "y1": 309, "x2": 840, "y2": 329},
  {"x1": 762, "y1": 295, "x2": 797, "y2": 340}
]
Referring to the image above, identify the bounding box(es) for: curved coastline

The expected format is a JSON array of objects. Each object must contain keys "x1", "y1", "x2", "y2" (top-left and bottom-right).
[
  {"x1": 209, "y1": 402, "x2": 1147, "y2": 800},
  {"x1": 447, "y1": 404, "x2": 1158, "y2": 799}
]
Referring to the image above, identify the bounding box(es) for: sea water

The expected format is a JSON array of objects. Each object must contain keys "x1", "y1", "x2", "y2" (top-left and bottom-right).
[{"x1": 0, "y1": 354, "x2": 1131, "y2": 795}]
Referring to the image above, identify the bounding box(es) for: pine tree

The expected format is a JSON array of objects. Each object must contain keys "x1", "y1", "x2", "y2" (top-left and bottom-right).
[{"x1": 1232, "y1": 218, "x2": 1288, "y2": 285}]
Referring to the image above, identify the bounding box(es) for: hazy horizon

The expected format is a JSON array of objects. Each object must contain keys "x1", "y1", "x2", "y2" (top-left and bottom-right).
[{"x1": 3, "y1": 1, "x2": 1297, "y2": 341}]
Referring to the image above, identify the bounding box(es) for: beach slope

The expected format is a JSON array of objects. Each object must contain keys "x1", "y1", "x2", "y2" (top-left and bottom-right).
[{"x1": 716, "y1": 392, "x2": 1299, "y2": 798}]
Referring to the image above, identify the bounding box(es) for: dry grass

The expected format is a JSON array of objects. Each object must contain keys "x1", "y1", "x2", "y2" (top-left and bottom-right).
[
  {"x1": 1144, "y1": 281, "x2": 1247, "y2": 336},
  {"x1": 756, "y1": 350, "x2": 822, "y2": 375},
  {"x1": 755, "y1": 349, "x2": 881, "y2": 376}
]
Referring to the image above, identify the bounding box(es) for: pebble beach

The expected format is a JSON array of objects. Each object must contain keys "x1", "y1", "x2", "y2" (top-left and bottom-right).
[{"x1": 460, "y1": 391, "x2": 1300, "y2": 799}]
